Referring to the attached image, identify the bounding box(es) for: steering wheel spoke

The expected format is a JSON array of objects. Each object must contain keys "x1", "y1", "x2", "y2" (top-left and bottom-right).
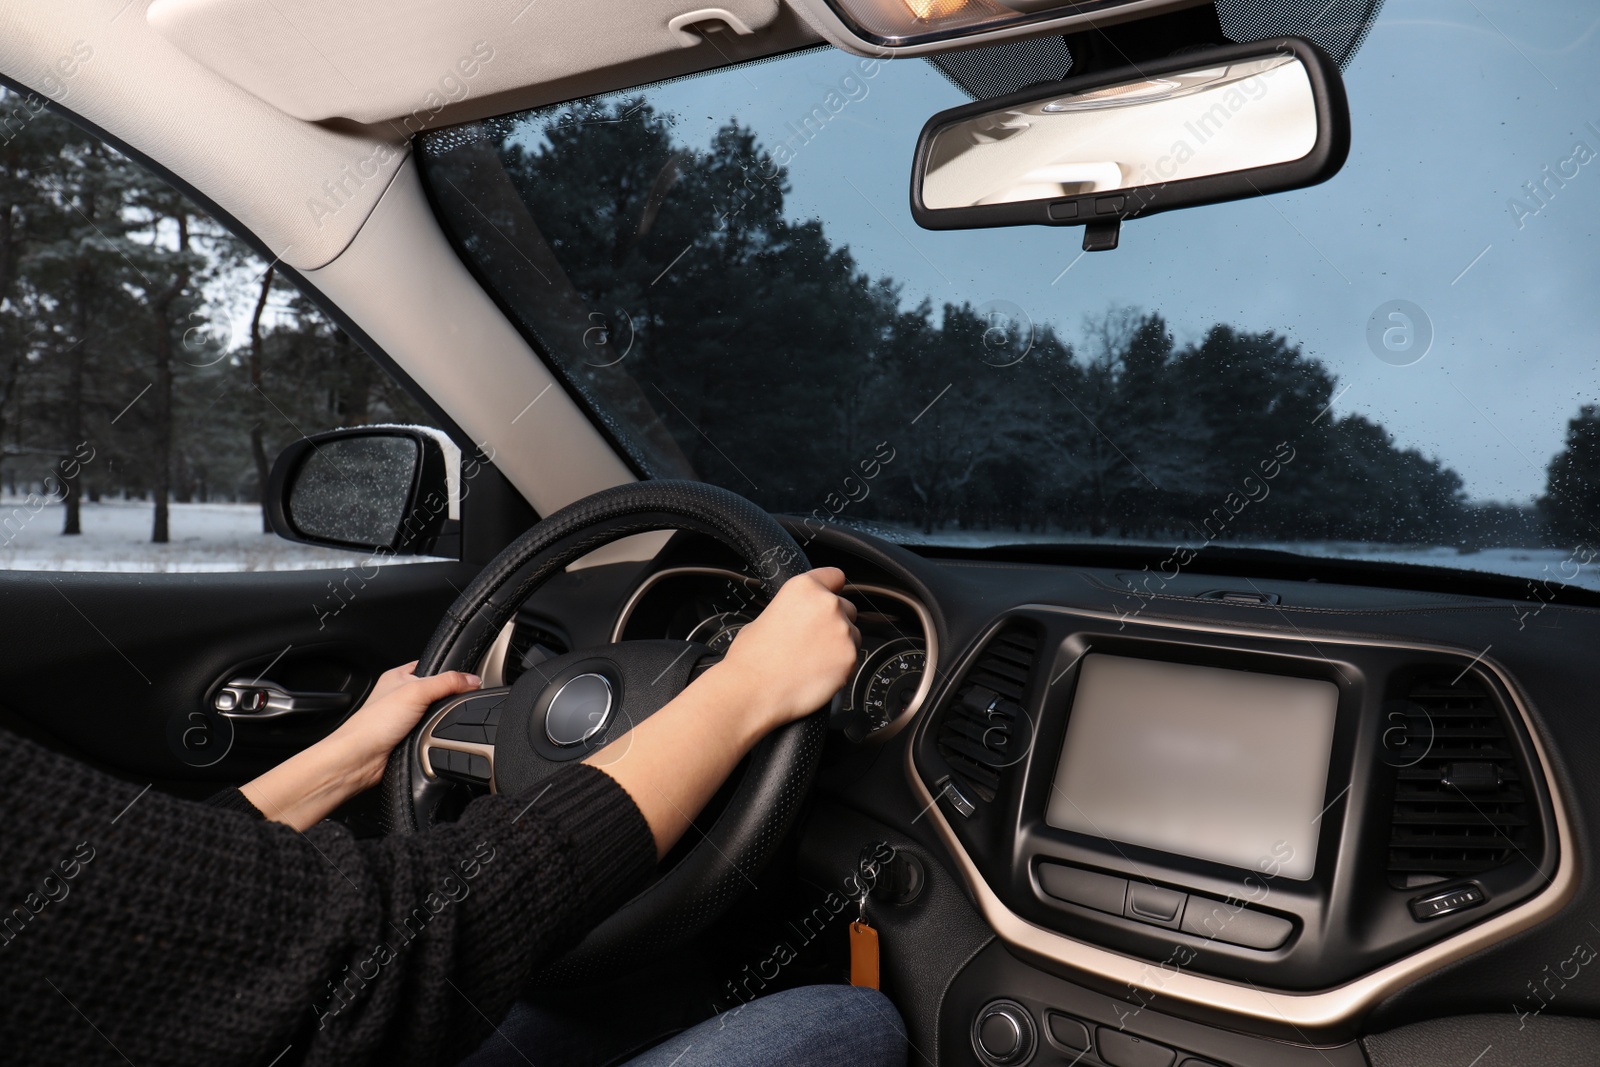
[{"x1": 419, "y1": 687, "x2": 509, "y2": 789}]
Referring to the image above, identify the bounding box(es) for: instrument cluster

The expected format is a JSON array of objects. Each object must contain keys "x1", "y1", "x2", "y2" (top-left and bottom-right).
[{"x1": 613, "y1": 567, "x2": 935, "y2": 740}]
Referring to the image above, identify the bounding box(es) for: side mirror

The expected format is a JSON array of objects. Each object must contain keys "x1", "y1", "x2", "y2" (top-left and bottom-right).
[
  {"x1": 267, "y1": 426, "x2": 461, "y2": 557},
  {"x1": 910, "y1": 37, "x2": 1349, "y2": 251}
]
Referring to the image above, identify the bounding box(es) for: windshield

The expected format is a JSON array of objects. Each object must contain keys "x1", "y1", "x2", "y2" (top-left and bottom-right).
[{"x1": 418, "y1": 0, "x2": 1600, "y2": 591}]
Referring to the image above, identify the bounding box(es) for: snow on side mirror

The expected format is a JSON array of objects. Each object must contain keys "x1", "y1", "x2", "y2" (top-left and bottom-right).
[{"x1": 266, "y1": 426, "x2": 460, "y2": 557}]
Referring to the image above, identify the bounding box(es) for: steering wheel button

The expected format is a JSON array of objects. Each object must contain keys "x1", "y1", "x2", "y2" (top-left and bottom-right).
[
  {"x1": 453, "y1": 703, "x2": 490, "y2": 725},
  {"x1": 466, "y1": 754, "x2": 491, "y2": 779},
  {"x1": 435, "y1": 722, "x2": 488, "y2": 744}
]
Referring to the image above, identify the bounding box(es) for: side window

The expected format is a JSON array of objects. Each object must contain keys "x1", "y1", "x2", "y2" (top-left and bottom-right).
[{"x1": 0, "y1": 87, "x2": 434, "y2": 572}]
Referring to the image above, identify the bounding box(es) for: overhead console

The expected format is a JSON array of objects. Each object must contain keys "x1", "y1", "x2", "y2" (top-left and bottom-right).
[{"x1": 909, "y1": 607, "x2": 1568, "y2": 1041}]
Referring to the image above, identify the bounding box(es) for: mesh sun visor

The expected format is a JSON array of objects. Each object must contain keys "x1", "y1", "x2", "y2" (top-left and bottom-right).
[{"x1": 929, "y1": 0, "x2": 1386, "y2": 100}]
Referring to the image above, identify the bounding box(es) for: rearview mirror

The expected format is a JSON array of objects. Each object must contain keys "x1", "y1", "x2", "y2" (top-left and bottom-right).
[
  {"x1": 910, "y1": 37, "x2": 1348, "y2": 250},
  {"x1": 267, "y1": 426, "x2": 460, "y2": 557}
]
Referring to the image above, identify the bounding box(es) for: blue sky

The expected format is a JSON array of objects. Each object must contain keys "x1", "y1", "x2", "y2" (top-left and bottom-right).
[{"x1": 544, "y1": 0, "x2": 1600, "y2": 505}]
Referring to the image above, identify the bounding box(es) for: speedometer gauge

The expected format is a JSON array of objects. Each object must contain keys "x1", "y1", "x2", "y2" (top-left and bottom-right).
[
  {"x1": 862, "y1": 648, "x2": 926, "y2": 732},
  {"x1": 686, "y1": 612, "x2": 752, "y2": 653},
  {"x1": 705, "y1": 622, "x2": 746, "y2": 652}
]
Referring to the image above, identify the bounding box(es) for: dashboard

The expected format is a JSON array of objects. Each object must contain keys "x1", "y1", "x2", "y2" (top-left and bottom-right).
[{"x1": 499, "y1": 520, "x2": 1600, "y2": 1067}]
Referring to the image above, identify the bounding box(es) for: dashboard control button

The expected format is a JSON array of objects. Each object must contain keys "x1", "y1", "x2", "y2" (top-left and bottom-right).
[
  {"x1": 1038, "y1": 863, "x2": 1128, "y2": 916},
  {"x1": 1178, "y1": 898, "x2": 1294, "y2": 950},
  {"x1": 1045, "y1": 1012, "x2": 1091, "y2": 1051},
  {"x1": 1126, "y1": 883, "x2": 1186, "y2": 928},
  {"x1": 1410, "y1": 883, "x2": 1486, "y2": 921},
  {"x1": 972, "y1": 1001, "x2": 1035, "y2": 1066},
  {"x1": 939, "y1": 777, "x2": 977, "y2": 818},
  {"x1": 978, "y1": 1014, "x2": 1021, "y2": 1059},
  {"x1": 1097, "y1": 1027, "x2": 1175, "y2": 1067}
]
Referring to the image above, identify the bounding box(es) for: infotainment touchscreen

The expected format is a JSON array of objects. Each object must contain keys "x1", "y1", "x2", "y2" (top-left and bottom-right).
[{"x1": 1045, "y1": 654, "x2": 1338, "y2": 880}]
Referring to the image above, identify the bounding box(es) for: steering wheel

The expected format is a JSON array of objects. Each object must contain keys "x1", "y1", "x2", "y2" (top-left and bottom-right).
[{"x1": 378, "y1": 480, "x2": 826, "y2": 982}]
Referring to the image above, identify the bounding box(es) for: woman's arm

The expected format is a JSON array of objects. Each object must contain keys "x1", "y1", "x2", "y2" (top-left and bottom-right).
[
  {"x1": 238, "y1": 663, "x2": 482, "y2": 830},
  {"x1": 1, "y1": 568, "x2": 858, "y2": 1066},
  {"x1": 587, "y1": 566, "x2": 859, "y2": 858},
  {"x1": 236, "y1": 566, "x2": 859, "y2": 840}
]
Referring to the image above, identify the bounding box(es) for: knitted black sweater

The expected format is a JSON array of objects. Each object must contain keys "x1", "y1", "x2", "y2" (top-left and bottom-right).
[{"x1": 0, "y1": 729, "x2": 658, "y2": 1067}]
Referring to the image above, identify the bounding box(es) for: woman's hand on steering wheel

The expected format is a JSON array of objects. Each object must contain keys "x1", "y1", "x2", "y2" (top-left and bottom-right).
[
  {"x1": 708, "y1": 566, "x2": 861, "y2": 733},
  {"x1": 338, "y1": 665, "x2": 484, "y2": 787},
  {"x1": 586, "y1": 566, "x2": 861, "y2": 860},
  {"x1": 239, "y1": 665, "x2": 481, "y2": 830}
]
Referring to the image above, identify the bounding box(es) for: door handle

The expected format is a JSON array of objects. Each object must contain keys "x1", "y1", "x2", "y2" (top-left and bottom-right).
[{"x1": 214, "y1": 678, "x2": 354, "y2": 720}]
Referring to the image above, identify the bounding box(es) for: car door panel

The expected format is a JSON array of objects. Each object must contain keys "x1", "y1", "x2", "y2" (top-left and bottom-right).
[{"x1": 0, "y1": 562, "x2": 479, "y2": 783}]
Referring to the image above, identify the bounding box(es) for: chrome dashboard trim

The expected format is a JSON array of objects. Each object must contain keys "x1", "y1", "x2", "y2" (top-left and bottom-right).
[
  {"x1": 905, "y1": 603, "x2": 1576, "y2": 1037},
  {"x1": 845, "y1": 582, "x2": 938, "y2": 743},
  {"x1": 610, "y1": 566, "x2": 761, "y2": 644},
  {"x1": 612, "y1": 565, "x2": 938, "y2": 741}
]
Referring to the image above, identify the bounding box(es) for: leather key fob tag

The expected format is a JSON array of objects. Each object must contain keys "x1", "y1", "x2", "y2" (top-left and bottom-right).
[{"x1": 849, "y1": 920, "x2": 880, "y2": 990}]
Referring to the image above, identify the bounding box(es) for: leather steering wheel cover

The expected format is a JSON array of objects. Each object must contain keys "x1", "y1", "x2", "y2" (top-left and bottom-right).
[{"x1": 379, "y1": 480, "x2": 824, "y2": 982}]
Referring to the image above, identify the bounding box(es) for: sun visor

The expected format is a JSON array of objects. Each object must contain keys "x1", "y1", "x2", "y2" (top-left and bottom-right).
[{"x1": 147, "y1": 0, "x2": 785, "y2": 125}]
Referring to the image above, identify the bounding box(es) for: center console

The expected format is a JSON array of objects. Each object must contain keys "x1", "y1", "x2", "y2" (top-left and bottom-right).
[{"x1": 909, "y1": 607, "x2": 1564, "y2": 1056}]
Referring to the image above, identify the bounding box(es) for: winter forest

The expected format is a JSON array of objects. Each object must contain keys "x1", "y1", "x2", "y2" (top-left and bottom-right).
[
  {"x1": 0, "y1": 87, "x2": 423, "y2": 552},
  {"x1": 423, "y1": 96, "x2": 1594, "y2": 554},
  {"x1": 4, "y1": 83, "x2": 1600, "y2": 568}
]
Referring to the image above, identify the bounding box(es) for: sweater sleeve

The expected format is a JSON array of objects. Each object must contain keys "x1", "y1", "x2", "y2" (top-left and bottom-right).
[
  {"x1": 0, "y1": 729, "x2": 658, "y2": 1067},
  {"x1": 203, "y1": 786, "x2": 266, "y2": 819}
]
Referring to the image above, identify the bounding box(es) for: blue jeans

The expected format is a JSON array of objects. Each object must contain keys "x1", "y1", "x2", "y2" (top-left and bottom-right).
[{"x1": 460, "y1": 984, "x2": 907, "y2": 1067}]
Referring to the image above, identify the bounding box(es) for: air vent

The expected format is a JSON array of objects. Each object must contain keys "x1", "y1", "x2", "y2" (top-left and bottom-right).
[
  {"x1": 1386, "y1": 675, "x2": 1533, "y2": 888},
  {"x1": 502, "y1": 620, "x2": 567, "y2": 686},
  {"x1": 936, "y1": 623, "x2": 1041, "y2": 804}
]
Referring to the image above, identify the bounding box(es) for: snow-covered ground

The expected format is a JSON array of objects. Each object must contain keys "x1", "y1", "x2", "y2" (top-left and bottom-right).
[
  {"x1": 0, "y1": 498, "x2": 415, "y2": 572},
  {"x1": 1, "y1": 498, "x2": 1592, "y2": 591}
]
